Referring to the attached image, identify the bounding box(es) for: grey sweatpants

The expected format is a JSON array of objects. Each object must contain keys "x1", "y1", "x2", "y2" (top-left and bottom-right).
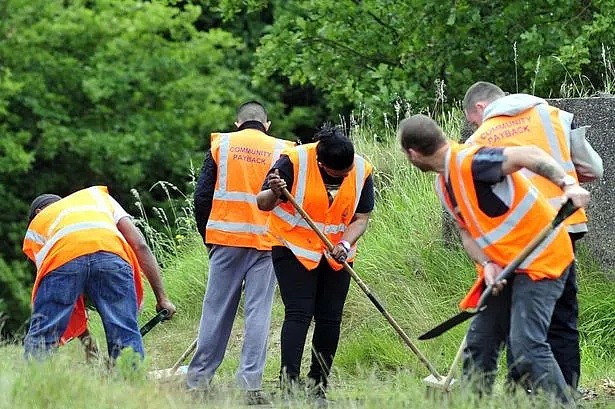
[{"x1": 186, "y1": 245, "x2": 276, "y2": 390}]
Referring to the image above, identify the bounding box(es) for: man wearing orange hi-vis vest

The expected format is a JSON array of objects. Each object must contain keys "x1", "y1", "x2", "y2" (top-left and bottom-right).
[
  {"x1": 463, "y1": 81, "x2": 604, "y2": 391},
  {"x1": 398, "y1": 115, "x2": 590, "y2": 405},
  {"x1": 257, "y1": 125, "x2": 374, "y2": 406},
  {"x1": 22, "y1": 186, "x2": 176, "y2": 360},
  {"x1": 187, "y1": 101, "x2": 295, "y2": 405}
]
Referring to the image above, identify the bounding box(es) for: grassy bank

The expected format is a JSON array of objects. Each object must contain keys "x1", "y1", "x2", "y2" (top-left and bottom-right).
[{"x1": 1, "y1": 112, "x2": 613, "y2": 408}]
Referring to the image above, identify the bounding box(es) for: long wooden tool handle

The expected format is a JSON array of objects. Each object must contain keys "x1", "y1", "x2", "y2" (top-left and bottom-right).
[
  {"x1": 282, "y1": 188, "x2": 442, "y2": 380},
  {"x1": 170, "y1": 338, "x2": 198, "y2": 374}
]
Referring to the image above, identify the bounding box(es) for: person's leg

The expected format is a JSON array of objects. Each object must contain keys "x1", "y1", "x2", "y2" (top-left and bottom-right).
[
  {"x1": 236, "y1": 249, "x2": 276, "y2": 391},
  {"x1": 273, "y1": 246, "x2": 317, "y2": 384},
  {"x1": 187, "y1": 245, "x2": 246, "y2": 389},
  {"x1": 307, "y1": 259, "x2": 351, "y2": 390},
  {"x1": 509, "y1": 268, "x2": 572, "y2": 405},
  {"x1": 84, "y1": 251, "x2": 142, "y2": 359},
  {"x1": 548, "y1": 258, "x2": 580, "y2": 389},
  {"x1": 24, "y1": 256, "x2": 88, "y2": 359},
  {"x1": 462, "y1": 280, "x2": 511, "y2": 396}
]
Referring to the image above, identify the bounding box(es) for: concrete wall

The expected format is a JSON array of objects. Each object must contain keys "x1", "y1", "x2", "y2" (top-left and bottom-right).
[
  {"x1": 452, "y1": 97, "x2": 614, "y2": 270},
  {"x1": 549, "y1": 97, "x2": 614, "y2": 270}
]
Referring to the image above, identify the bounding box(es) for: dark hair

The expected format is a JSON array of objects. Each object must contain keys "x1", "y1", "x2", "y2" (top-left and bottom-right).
[
  {"x1": 397, "y1": 114, "x2": 447, "y2": 156},
  {"x1": 236, "y1": 100, "x2": 268, "y2": 124},
  {"x1": 314, "y1": 124, "x2": 354, "y2": 170}
]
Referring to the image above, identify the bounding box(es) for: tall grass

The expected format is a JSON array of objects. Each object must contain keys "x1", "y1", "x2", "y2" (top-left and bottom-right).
[{"x1": 1, "y1": 109, "x2": 613, "y2": 408}]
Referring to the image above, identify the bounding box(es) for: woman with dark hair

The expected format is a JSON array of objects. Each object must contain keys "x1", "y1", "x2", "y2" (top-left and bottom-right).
[{"x1": 257, "y1": 125, "x2": 375, "y2": 405}]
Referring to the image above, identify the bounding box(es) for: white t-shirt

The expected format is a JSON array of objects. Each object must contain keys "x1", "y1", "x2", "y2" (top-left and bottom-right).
[{"x1": 109, "y1": 196, "x2": 131, "y2": 224}]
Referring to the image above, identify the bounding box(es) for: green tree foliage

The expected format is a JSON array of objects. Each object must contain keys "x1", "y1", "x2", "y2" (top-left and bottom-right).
[
  {"x1": 0, "y1": 0, "x2": 259, "y2": 335},
  {"x1": 225, "y1": 1, "x2": 613, "y2": 112}
]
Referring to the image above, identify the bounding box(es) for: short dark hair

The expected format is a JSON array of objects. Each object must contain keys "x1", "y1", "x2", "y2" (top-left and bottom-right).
[
  {"x1": 398, "y1": 114, "x2": 447, "y2": 156},
  {"x1": 314, "y1": 124, "x2": 354, "y2": 170},
  {"x1": 28, "y1": 194, "x2": 62, "y2": 223},
  {"x1": 462, "y1": 81, "x2": 505, "y2": 112},
  {"x1": 236, "y1": 100, "x2": 268, "y2": 124}
]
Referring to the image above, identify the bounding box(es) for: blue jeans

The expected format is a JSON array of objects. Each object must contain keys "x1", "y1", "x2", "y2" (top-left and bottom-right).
[
  {"x1": 463, "y1": 267, "x2": 573, "y2": 405},
  {"x1": 24, "y1": 251, "x2": 143, "y2": 360}
]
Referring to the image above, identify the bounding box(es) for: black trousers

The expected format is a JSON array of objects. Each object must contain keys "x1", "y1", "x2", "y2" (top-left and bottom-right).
[{"x1": 272, "y1": 246, "x2": 351, "y2": 388}]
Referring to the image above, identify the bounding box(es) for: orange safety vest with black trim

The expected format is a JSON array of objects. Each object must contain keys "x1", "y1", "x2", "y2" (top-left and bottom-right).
[
  {"x1": 468, "y1": 101, "x2": 587, "y2": 232},
  {"x1": 22, "y1": 186, "x2": 144, "y2": 344},
  {"x1": 206, "y1": 129, "x2": 295, "y2": 250},
  {"x1": 267, "y1": 143, "x2": 373, "y2": 270},
  {"x1": 435, "y1": 144, "x2": 573, "y2": 309}
]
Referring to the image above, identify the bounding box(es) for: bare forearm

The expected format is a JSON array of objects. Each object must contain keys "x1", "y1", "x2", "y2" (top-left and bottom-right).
[
  {"x1": 342, "y1": 213, "x2": 370, "y2": 245},
  {"x1": 256, "y1": 189, "x2": 282, "y2": 211},
  {"x1": 134, "y1": 244, "x2": 168, "y2": 302},
  {"x1": 460, "y1": 228, "x2": 489, "y2": 264},
  {"x1": 502, "y1": 146, "x2": 568, "y2": 187}
]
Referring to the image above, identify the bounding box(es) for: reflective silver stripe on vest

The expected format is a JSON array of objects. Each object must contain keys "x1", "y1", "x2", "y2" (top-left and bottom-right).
[
  {"x1": 474, "y1": 189, "x2": 539, "y2": 249},
  {"x1": 518, "y1": 225, "x2": 563, "y2": 269},
  {"x1": 213, "y1": 191, "x2": 258, "y2": 204},
  {"x1": 273, "y1": 140, "x2": 289, "y2": 162},
  {"x1": 25, "y1": 230, "x2": 46, "y2": 245},
  {"x1": 353, "y1": 155, "x2": 366, "y2": 212},
  {"x1": 295, "y1": 145, "x2": 309, "y2": 207},
  {"x1": 215, "y1": 133, "x2": 231, "y2": 194},
  {"x1": 47, "y1": 205, "x2": 113, "y2": 236},
  {"x1": 536, "y1": 104, "x2": 575, "y2": 173},
  {"x1": 271, "y1": 145, "x2": 309, "y2": 227},
  {"x1": 454, "y1": 147, "x2": 540, "y2": 249},
  {"x1": 281, "y1": 238, "x2": 323, "y2": 263},
  {"x1": 34, "y1": 221, "x2": 122, "y2": 270},
  {"x1": 205, "y1": 220, "x2": 268, "y2": 235}
]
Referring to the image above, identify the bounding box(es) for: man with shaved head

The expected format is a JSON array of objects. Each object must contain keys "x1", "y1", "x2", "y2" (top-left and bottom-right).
[{"x1": 188, "y1": 101, "x2": 294, "y2": 404}]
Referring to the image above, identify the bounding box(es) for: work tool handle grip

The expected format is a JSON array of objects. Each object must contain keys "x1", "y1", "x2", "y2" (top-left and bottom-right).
[{"x1": 139, "y1": 308, "x2": 169, "y2": 336}]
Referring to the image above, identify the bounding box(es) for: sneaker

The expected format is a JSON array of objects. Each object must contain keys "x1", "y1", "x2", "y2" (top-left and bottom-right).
[{"x1": 245, "y1": 390, "x2": 271, "y2": 406}]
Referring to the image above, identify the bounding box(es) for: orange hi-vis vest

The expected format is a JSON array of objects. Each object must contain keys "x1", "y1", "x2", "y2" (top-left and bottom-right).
[
  {"x1": 435, "y1": 144, "x2": 574, "y2": 309},
  {"x1": 23, "y1": 186, "x2": 144, "y2": 343},
  {"x1": 267, "y1": 143, "x2": 373, "y2": 271},
  {"x1": 468, "y1": 98, "x2": 587, "y2": 232},
  {"x1": 206, "y1": 129, "x2": 295, "y2": 250}
]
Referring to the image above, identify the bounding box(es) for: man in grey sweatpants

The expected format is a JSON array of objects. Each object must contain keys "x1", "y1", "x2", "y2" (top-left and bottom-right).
[{"x1": 187, "y1": 101, "x2": 294, "y2": 405}]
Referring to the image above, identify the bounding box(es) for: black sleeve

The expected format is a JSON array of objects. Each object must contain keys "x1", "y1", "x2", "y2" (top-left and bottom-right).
[
  {"x1": 194, "y1": 151, "x2": 216, "y2": 244},
  {"x1": 261, "y1": 154, "x2": 294, "y2": 201},
  {"x1": 355, "y1": 173, "x2": 375, "y2": 213},
  {"x1": 471, "y1": 147, "x2": 506, "y2": 184}
]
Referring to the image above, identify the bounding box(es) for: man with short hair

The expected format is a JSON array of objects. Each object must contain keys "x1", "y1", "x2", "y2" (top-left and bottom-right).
[
  {"x1": 398, "y1": 114, "x2": 590, "y2": 405},
  {"x1": 187, "y1": 101, "x2": 294, "y2": 405},
  {"x1": 23, "y1": 186, "x2": 176, "y2": 360},
  {"x1": 463, "y1": 81, "x2": 603, "y2": 389}
]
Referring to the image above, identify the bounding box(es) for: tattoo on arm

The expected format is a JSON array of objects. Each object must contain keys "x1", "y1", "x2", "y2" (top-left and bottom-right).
[{"x1": 534, "y1": 161, "x2": 562, "y2": 183}]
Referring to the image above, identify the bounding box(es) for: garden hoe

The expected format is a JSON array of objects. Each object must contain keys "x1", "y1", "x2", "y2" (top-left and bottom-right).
[{"x1": 281, "y1": 188, "x2": 454, "y2": 391}]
